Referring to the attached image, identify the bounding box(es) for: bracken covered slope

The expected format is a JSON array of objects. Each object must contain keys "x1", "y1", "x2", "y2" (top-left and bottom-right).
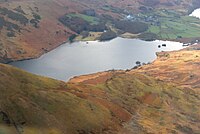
[
  {"x1": 0, "y1": 44, "x2": 200, "y2": 134},
  {"x1": 0, "y1": 64, "x2": 119, "y2": 134}
]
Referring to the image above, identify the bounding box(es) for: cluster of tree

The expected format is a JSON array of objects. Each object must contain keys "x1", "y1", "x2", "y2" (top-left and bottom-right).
[
  {"x1": 0, "y1": 17, "x2": 19, "y2": 31},
  {"x1": 80, "y1": 31, "x2": 89, "y2": 38},
  {"x1": 0, "y1": 15, "x2": 26, "y2": 38},
  {"x1": 59, "y1": 15, "x2": 106, "y2": 34},
  {"x1": 87, "y1": 23, "x2": 106, "y2": 32},
  {"x1": 138, "y1": 32, "x2": 158, "y2": 41},
  {"x1": 130, "y1": 61, "x2": 151, "y2": 70},
  {"x1": 114, "y1": 20, "x2": 148, "y2": 34},
  {"x1": 7, "y1": 31, "x2": 15, "y2": 37},
  {"x1": 99, "y1": 31, "x2": 117, "y2": 41},
  {"x1": 0, "y1": 7, "x2": 28, "y2": 25},
  {"x1": 0, "y1": 7, "x2": 41, "y2": 29},
  {"x1": 69, "y1": 34, "x2": 76, "y2": 43},
  {"x1": 0, "y1": 17, "x2": 5, "y2": 29},
  {"x1": 14, "y1": 6, "x2": 25, "y2": 15},
  {"x1": 59, "y1": 16, "x2": 89, "y2": 34},
  {"x1": 30, "y1": 12, "x2": 41, "y2": 28}
]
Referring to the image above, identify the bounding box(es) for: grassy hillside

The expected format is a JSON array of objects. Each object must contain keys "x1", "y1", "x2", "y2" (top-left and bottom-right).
[
  {"x1": 68, "y1": 72, "x2": 200, "y2": 134},
  {"x1": 0, "y1": 45, "x2": 200, "y2": 133},
  {"x1": 0, "y1": 64, "x2": 118, "y2": 134}
]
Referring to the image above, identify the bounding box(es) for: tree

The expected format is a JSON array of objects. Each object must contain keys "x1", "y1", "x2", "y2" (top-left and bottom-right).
[
  {"x1": 69, "y1": 34, "x2": 76, "y2": 43},
  {"x1": 136, "y1": 61, "x2": 141, "y2": 66}
]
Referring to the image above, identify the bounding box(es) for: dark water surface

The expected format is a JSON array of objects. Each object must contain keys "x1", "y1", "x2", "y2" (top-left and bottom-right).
[{"x1": 9, "y1": 37, "x2": 184, "y2": 81}]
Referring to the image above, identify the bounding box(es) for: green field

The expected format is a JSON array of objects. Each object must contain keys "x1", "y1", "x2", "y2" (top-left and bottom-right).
[
  {"x1": 146, "y1": 9, "x2": 200, "y2": 40},
  {"x1": 67, "y1": 13, "x2": 99, "y2": 25}
]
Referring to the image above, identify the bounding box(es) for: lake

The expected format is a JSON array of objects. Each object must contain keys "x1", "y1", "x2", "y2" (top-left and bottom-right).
[
  {"x1": 190, "y1": 8, "x2": 200, "y2": 19},
  {"x1": 9, "y1": 37, "x2": 184, "y2": 81}
]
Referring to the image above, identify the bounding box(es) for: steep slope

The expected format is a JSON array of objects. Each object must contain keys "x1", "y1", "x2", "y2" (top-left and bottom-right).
[
  {"x1": 0, "y1": 64, "x2": 119, "y2": 134},
  {"x1": 1, "y1": 44, "x2": 200, "y2": 134},
  {"x1": 0, "y1": 0, "x2": 74, "y2": 63}
]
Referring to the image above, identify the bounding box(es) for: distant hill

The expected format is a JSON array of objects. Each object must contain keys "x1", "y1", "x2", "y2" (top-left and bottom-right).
[{"x1": 0, "y1": 0, "x2": 200, "y2": 63}]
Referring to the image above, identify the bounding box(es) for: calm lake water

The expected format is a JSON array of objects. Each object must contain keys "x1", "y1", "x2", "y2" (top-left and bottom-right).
[
  {"x1": 9, "y1": 37, "x2": 184, "y2": 81},
  {"x1": 190, "y1": 8, "x2": 200, "y2": 19}
]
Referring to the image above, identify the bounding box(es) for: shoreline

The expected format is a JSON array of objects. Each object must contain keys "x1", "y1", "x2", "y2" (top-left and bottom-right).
[
  {"x1": 7, "y1": 36, "x2": 191, "y2": 82},
  {"x1": 6, "y1": 36, "x2": 192, "y2": 65},
  {"x1": 68, "y1": 43, "x2": 199, "y2": 83},
  {"x1": 4, "y1": 40, "x2": 69, "y2": 64}
]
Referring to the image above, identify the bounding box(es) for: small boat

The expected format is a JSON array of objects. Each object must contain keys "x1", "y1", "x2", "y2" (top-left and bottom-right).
[
  {"x1": 182, "y1": 43, "x2": 189, "y2": 46},
  {"x1": 183, "y1": 43, "x2": 191, "y2": 46}
]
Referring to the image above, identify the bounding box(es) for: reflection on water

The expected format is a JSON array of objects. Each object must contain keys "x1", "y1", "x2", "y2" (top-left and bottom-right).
[{"x1": 9, "y1": 37, "x2": 184, "y2": 81}]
